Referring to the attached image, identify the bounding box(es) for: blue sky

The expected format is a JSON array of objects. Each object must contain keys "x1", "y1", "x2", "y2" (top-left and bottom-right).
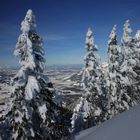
[{"x1": 0, "y1": 0, "x2": 140, "y2": 67}]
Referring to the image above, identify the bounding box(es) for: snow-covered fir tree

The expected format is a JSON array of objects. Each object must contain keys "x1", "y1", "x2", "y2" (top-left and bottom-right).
[
  {"x1": 81, "y1": 28, "x2": 99, "y2": 93},
  {"x1": 107, "y1": 25, "x2": 122, "y2": 118},
  {"x1": 3, "y1": 9, "x2": 70, "y2": 140},
  {"x1": 119, "y1": 20, "x2": 138, "y2": 110},
  {"x1": 80, "y1": 28, "x2": 106, "y2": 127},
  {"x1": 133, "y1": 30, "x2": 140, "y2": 99}
]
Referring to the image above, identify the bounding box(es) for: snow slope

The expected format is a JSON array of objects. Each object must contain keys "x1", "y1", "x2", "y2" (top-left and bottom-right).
[{"x1": 76, "y1": 104, "x2": 140, "y2": 140}]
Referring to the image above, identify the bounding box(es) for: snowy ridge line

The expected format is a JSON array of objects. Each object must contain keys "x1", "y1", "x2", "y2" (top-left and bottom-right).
[{"x1": 77, "y1": 104, "x2": 140, "y2": 140}]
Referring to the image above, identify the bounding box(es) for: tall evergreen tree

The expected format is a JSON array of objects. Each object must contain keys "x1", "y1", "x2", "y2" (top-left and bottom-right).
[
  {"x1": 107, "y1": 25, "x2": 119, "y2": 117},
  {"x1": 133, "y1": 30, "x2": 140, "y2": 100},
  {"x1": 81, "y1": 28, "x2": 98, "y2": 91},
  {"x1": 4, "y1": 9, "x2": 69, "y2": 140},
  {"x1": 120, "y1": 20, "x2": 137, "y2": 109},
  {"x1": 81, "y1": 28, "x2": 106, "y2": 126}
]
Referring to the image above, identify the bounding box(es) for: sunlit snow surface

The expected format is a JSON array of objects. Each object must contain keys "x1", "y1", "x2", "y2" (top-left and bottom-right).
[{"x1": 76, "y1": 104, "x2": 140, "y2": 140}]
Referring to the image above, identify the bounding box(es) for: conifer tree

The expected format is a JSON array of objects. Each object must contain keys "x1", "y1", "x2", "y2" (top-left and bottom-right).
[
  {"x1": 81, "y1": 28, "x2": 106, "y2": 126},
  {"x1": 119, "y1": 20, "x2": 138, "y2": 112},
  {"x1": 133, "y1": 30, "x2": 140, "y2": 100},
  {"x1": 107, "y1": 25, "x2": 122, "y2": 117},
  {"x1": 4, "y1": 9, "x2": 69, "y2": 140},
  {"x1": 81, "y1": 28, "x2": 98, "y2": 91}
]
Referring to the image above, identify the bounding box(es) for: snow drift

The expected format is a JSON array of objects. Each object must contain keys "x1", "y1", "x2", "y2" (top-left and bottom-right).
[{"x1": 76, "y1": 104, "x2": 140, "y2": 140}]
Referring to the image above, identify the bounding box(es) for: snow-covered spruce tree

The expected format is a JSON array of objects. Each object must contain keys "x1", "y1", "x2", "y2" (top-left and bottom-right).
[
  {"x1": 5, "y1": 10, "x2": 69, "y2": 140},
  {"x1": 121, "y1": 20, "x2": 135, "y2": 64},
  {"x1": 80, "y1": 28, "x2": 106, "y2": 127},
  {"x1": 120, "y1": 20, "x2": 138, "y2": 109},
  {"x1": 133, "y1": 30, "x2": 140, "y2": 100},
  {"x1": 107, "y1": 25, "x2": 123, "y2": 118}
]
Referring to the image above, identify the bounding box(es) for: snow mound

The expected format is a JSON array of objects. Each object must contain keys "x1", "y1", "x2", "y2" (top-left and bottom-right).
[{"x1": 76, "y1": 104, "x2": 140, "y2": 140}]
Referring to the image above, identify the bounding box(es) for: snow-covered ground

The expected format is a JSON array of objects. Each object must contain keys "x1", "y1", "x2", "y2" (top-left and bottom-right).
[{"x1": 76, "y1": 104, "x2": 140, "y2": 140}]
